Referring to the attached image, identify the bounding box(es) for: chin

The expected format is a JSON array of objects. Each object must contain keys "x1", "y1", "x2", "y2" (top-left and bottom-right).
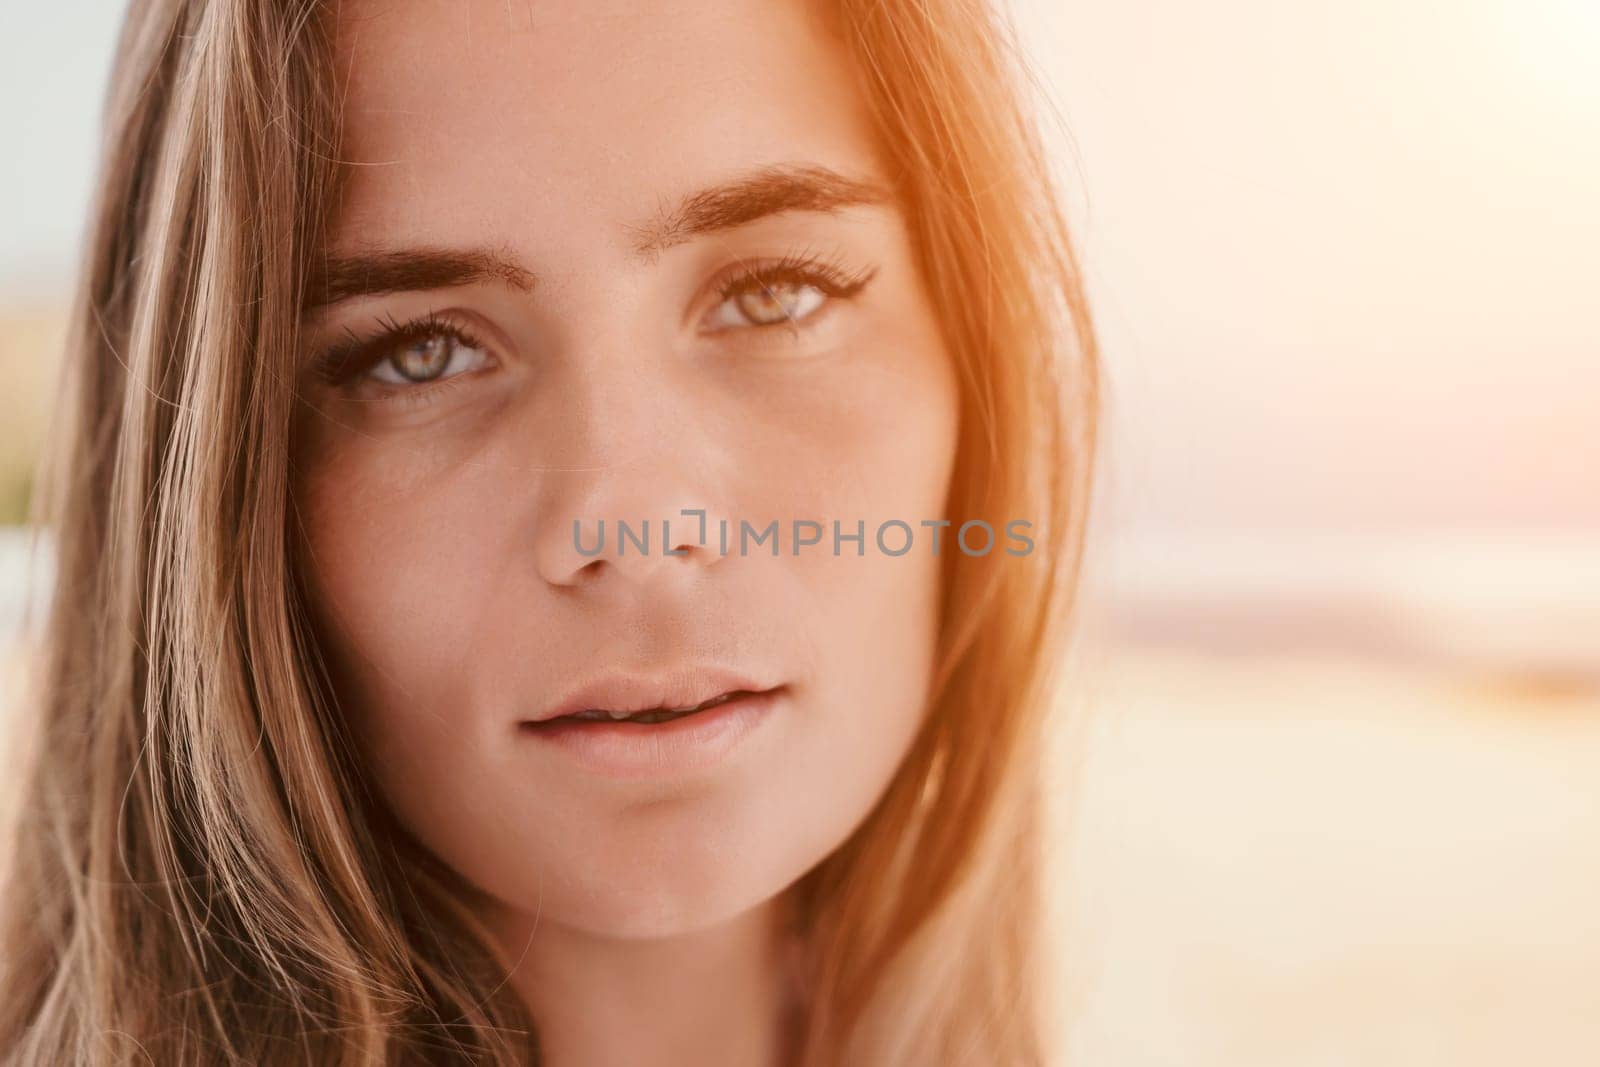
[
  {"x1": 523, "y1": 807, "x2": 838, "y2": 941},
  {"x1": 539, "y1": 859, "x2": 787, "y2": 941}
]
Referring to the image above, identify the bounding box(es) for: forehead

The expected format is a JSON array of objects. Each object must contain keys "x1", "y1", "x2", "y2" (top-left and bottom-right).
[{"x1": 329, "y1": 0, "x2": 882, "y2": 255}]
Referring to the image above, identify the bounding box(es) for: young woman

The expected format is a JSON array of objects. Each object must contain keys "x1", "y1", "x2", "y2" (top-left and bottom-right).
[{"x1": 0, "y1": 0, "x2": 1097, "y2": 1063}]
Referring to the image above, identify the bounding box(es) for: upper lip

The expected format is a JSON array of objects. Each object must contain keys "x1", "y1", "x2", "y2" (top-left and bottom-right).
[{"x1": 526, "y1": 666, "x2": 781, "y2": 723}]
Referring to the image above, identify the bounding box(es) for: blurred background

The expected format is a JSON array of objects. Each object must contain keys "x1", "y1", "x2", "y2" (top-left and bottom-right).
[{"x1": 2, "y1": 1, "x2": 1597, "y2": 1064}]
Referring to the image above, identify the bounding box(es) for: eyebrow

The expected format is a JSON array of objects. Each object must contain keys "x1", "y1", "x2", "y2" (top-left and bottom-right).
[
  {"x1": 626, "y1": 163, "x2": 894, "y2": 256},
  {"x1": 307, "y1": 247, "x2": 535, "y2": 309},
  {"x1": 306, "y1": 163, "x2": 893, "y2": 310}
]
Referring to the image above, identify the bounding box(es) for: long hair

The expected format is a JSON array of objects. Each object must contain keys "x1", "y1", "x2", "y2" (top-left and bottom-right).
[{"x1": 0, "y1": 0, "x2": 1098, "y2": 1063}]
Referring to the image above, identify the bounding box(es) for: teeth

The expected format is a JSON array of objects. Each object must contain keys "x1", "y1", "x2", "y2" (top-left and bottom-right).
[{"x1": 563, "y1": 691, "x2": 742, "y2": 725}]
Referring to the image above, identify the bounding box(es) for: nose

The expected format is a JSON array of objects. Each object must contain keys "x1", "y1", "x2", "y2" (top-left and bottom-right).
[
  {"x1": 536, "y1": 482, "x2": 728, "y2": 589},
  {"x1": 530, "y1": 374, "x2": 734, "y2": 591}
]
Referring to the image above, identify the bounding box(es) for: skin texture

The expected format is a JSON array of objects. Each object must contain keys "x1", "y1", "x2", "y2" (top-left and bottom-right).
[{"x1": 292, "y1": 2, "x2": 959, "y2": 1063}]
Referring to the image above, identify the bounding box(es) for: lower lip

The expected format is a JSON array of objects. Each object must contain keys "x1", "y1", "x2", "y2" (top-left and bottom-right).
[{"x1": 518, "y1": 688, "x2": 784, "y2": 779}]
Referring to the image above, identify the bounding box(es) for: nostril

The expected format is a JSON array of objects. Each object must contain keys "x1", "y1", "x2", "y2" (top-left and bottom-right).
[
  {"x1": 665, "y1": 534, "x2": 704, "y2": 559},
  {"x1": 664, "y1": 516, "x2": 709, "y2": 558}
]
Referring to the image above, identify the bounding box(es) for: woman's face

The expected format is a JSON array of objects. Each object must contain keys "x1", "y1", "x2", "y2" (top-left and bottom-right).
[{"x1": 293, "y1": 0, "x2": 958, "y2": 941}]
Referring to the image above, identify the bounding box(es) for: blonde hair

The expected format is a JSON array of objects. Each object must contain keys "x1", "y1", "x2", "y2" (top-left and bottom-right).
[{"x1": 0, "y1": 0, "x2": 1097, "y2": 1063}]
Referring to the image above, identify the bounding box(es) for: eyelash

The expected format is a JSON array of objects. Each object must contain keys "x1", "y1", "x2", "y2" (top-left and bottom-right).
[
  {"x1": 307, "y1": 310, "x2": 490, "y2": 411},
  {"x1": 307, "y1": 251, "x2": 879, "y2": 408},
  {"x1": 707, "y1": 250, "x2": 878, "y2": 328}
]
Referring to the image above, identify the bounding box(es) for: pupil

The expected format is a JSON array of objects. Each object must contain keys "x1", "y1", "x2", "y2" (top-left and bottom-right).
[
  {"x1": 738, "y1": 282, "x2": 802, "y2": 324},
  {"x1": 396, "y1": 334, "x2": 451, "y2": 381}
]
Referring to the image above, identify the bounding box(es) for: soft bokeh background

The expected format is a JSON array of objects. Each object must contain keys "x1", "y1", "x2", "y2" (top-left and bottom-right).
[{"x1": 3, "y1": 2, "x2": 1597, "y2": 1064}]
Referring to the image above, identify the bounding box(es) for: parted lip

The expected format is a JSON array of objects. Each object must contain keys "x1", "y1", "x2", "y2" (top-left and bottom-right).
[{"x1": 524, "y1": 666, "x2": 782, "y2": 724}]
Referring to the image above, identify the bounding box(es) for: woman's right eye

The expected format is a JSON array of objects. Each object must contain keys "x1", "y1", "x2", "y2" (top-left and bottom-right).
[
  {"x1": 367, "y1": 329, "x2": 493, "y2": 386},
  {"x1": 309, "y1": 315, "x2": 499, "y2": 401}
]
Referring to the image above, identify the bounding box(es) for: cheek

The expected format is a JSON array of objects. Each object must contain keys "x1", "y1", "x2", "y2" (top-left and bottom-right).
[
  {"x1": 736, "y1": 327, "x2": 961, "y2": 873},
  {"x1": 741, "y1": 304, "x2": 961, "y2": 530},
  {"x1": 291, "y1": 438, "x2": 504, "y2": 766},
  {"x1": 293, "y1": 450, "x2": 547, "y2": 919}
]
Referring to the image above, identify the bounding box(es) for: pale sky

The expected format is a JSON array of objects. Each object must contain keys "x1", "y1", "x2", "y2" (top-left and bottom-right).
[
  {"x1": 3, "y1": 0, "x2": 1596, "y2": 535},
  {"x1": 0, "y1": 1, "x2": 125, "y2": 295},
  {"x1": 1009, "y1": 0, "x2": 1600, "y2": 534}
]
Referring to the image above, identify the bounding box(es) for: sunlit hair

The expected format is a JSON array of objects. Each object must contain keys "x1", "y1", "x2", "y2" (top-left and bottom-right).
[{"x1": 0, "y1": 0, "x2": 1098, "y2": 1063}]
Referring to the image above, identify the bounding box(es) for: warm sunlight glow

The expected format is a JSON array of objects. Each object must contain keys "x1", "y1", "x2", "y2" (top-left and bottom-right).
[{"x1": 1488, "y1": 0, "x2": 1600, "y2": 112}]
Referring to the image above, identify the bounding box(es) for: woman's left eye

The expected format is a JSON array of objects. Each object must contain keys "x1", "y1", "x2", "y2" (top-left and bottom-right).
[
  {"x1": 701, "y1": 257, "x2": 878, "y2": 335},
  {"x1": 706, "y1": 278, "x2": 829, "y2": 330}
]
